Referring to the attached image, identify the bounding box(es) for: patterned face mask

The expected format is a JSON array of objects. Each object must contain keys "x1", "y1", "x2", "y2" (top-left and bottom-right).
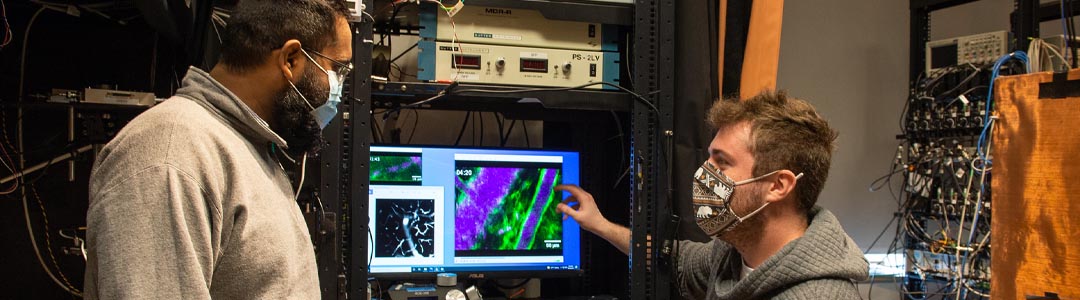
[{"x1": 691, "y1": 161, "x2": 803, "y2": 236}]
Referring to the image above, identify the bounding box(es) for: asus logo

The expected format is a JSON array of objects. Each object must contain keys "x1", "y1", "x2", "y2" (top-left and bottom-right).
[
  {"x1": 484, "y1": 8, "x2": 511, "y2": 15},
  {"x1": 468, "y1": 274, "x2": 486, "y2": 279}
]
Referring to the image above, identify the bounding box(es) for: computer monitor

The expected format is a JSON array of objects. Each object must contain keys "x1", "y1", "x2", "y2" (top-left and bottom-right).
[{"x1": 367, "y1": 145, "x2": 582, "y2": 279}]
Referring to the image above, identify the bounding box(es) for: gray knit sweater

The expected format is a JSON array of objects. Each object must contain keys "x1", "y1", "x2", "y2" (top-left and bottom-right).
[
  {"x1": 85, "y1": 67, "x2": 319, "y2": 299},
  {"x1": 676, "y1": 206, "x2": 868, "y2": 300}
]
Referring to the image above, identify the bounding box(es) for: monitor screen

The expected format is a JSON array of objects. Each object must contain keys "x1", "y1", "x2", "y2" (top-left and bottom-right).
[{"x1": 367, "y1": 145, "x2": 582, "y2": 278}]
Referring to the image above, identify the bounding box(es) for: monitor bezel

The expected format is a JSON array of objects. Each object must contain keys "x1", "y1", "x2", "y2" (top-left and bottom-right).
[{"x1": 364, "y1": 144, "x2": 586, "y2": 280}]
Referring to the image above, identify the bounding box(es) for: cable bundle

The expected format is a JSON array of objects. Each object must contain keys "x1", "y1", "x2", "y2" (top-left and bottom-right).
[{"x1": 868, "y1": 51, "x2": 1029, "y2": 300}]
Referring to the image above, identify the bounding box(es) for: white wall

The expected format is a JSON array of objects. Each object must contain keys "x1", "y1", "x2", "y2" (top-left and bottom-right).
[{"x1": 777, "y1": 0, "x2": 910, "y2": 257}]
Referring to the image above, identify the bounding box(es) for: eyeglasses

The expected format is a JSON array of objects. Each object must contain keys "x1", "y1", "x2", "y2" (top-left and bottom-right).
[{"x1": 304, "y1": 48, "x2": 353, "y2": 79}]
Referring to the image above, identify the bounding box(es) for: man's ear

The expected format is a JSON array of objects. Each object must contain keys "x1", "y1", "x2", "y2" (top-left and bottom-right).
[
  {"x1": 764, "y1": 170, "x2": 799, "y2": 204},
  {"x1": 277, "y1": 39, "x2": 305, "y2": 83}
]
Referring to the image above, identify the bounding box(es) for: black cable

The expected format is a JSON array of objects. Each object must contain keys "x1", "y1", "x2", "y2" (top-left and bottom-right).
[
  {"x1": 663, "y1": 126, "x2": 678, "y2": 281},
  {"x1": 864, "y1": 214, "x2": 899, "y2": 256},
  {"x1": 389, "y1": 42, "x2": 419, "y2": 65},
  {"x1": 372, "y1": 111, "x2": 385, "y2": 143},
  {"x1": 390, "y1": 63, "x2": 415, "y2": 81},
  {"x1": 1067, "y1": 0, "x2": 1075, "y2": 65},
  {"x1": 374, "y1": 83, "x2": 461, "y2": 134},
  {"x1": 869, "y1": 167, "x2": 905, "y2": 192},
  {"x1": 471, "y1": 111, "x2": 476, "y2": 146},
  {"x1": 453, "y1": 111, "x2": 470, "y2": 146},
  {"x1": 523, "y1": 120, "x2": 530, "y2": 148},
  {"x1": 899, "y1": 71, "x2": 922, "y2": 137},
  {"x1": 936, "y1": 66, "x2": 981, "y2": 99},
  {"x1": 406, "y1": 109, "x2": 419, "y2": 144},
  {"x1": 1070, "y1": 0, "x2": 1078, "y2": 66},
  {"x1": 944, "y1": 156, "x2": 967, "y2": 193},
  {"x1": 479, "y1": 110, "x2": 484, "y2": 146},
  {"x1": 502, "y1": 119, "x2": 517, "y2": 146},
  {"x1": 1064, "y1": 0, "x2": 1074, "y2": 66},
  {"x1": 495, "y1": 112, "x2": 506, "y2": 147},
  {"x1": 874, "y1": 207, "x2": 908, "y2": 300},
  {"x1": 890, "y1": 179, "x2": 909, "y2": 294},
  {"x1": 610, "y1": 110, "x2": 627, "y2": 174},
  {"x1": 1067, "y1": 0, "x2": 1075, "y2": 66},
  {"x1": 379, "y1": 2, "x2": 403, "y2": 46},
  {"x1": 944, "y1": 86, "x2": 988, "y2": 109},
  {"x1": 379, "y1": 108, "x2": 402, "y2": 143},
  {"x1": 397, "y1": 82, "x2": 459, "y2": 110},
  {"x1": 368, "y1": 227, "x2": 375, "y2": 269},
  {"x1": 451, "y1": 81, "x2": 661, "y2": 117}
]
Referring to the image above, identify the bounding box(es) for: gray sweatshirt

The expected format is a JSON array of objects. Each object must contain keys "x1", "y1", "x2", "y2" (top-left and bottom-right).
[
  {"x1": 85, "y1": 67, "x2": 319, "y2": 299},
  {"x1": 676, "y1": 206, "x2": 869, "y2": 300}
]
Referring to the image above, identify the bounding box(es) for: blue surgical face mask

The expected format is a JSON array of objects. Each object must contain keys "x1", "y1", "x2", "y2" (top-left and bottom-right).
[{"x1": 289, "y1": 49, "x2": 344, "y2": 130}]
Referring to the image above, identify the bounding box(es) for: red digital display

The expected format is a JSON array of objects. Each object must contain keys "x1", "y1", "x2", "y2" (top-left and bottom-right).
[
  {"x1": 452, "y1": 55, "x2": 482, "y2": 69},
  {"x1": 520, "y1": 58, "x2": 549, "y2": 73}
]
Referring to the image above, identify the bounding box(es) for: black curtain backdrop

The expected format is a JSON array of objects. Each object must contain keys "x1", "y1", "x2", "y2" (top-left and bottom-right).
[{"x1": 671, "y1": 0, "x2": 751, "y2": 243}]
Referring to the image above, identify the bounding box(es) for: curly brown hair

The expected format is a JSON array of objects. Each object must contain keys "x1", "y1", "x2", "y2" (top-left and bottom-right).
[{"x1": 707, "y1": 90, "x2": 838, "y2": 212}]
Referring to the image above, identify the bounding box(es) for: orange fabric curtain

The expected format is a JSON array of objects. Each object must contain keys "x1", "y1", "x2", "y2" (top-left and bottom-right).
[
  {"x1": 991, "y1": 69, "x2": 1080, "y2": 299},
  {"x1": 738, "y1": 0, "x2": 783, "y2": 99},
  {"x1": 717, "y1": 0, "x2": 727, "y2": 94}
]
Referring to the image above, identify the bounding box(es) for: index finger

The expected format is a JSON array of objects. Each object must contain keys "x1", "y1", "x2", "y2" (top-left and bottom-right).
[
  {"x1": 554, "y1": 184, "x2": 585, "y2": 195},
  {"x1": 555, "y1": 184, "x2": 589, "y2": 204}
]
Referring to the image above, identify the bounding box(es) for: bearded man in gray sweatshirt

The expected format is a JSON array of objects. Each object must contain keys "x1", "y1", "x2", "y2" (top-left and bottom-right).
[
  {"x1": 84, "y1": 0, "x2": 351, "y2": 298},
  {"x1": 557, "y1": 90, "x2": 869, "y2": 299}
]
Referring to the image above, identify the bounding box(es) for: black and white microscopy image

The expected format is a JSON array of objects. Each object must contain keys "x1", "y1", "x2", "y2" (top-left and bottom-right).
[{"x1": 375, "y1": 198, "x2": 436, "y2": 258}]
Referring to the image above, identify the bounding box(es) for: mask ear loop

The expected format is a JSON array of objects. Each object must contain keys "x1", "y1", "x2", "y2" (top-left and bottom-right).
[
  {"x1": 733, "y1": 170, "x2": 779, "y2": 185},
  {"x1": 296, "y1": 49, "x2": 341, "y2": 110},
  {"x1": 300, "y1": 49, "x2": 331, "y2": 74},
  {"x1": 288, "y1": 82, "x2": 317, "y2": 111},
  {"x1": 730, "y1": 171, "x2": 806, "y2": 221},
  {"x1": 734, "y1": 202, "x2": 771, "y2": 222},
  {"x1": 286, "y1": 51, "x2": 321, "y2": 111},
  {"x1": 301, "y1": 49, "x2": 343, "y2": 93}
]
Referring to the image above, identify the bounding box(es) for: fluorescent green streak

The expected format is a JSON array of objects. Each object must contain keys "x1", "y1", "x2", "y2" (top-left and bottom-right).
[
  {"x1": 530, "y1": 171, "x2": 561, "y2": 249},
  {"x1": 520, "y1": 169, "x2": 548, "y2": 249}
]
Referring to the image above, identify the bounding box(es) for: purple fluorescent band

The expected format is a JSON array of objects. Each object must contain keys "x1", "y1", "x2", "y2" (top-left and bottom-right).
[
  {"x1": 516, "y1": 169, "x2": 558, "y2": 249},
  {"x1": 455, "y1": 167, "x2": 519, "y2": 250},
  {"x1": 385, "y1": 157, "x2": 420, "y2": 173}
]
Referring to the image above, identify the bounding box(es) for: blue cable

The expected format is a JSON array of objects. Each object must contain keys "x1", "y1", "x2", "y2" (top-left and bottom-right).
[
  {"x1": 980, "y1": 51, "x2": 1028, "y2": 156},
  {"x1": 968, "y1": 51, "x2": 1027, "y2": 247}
]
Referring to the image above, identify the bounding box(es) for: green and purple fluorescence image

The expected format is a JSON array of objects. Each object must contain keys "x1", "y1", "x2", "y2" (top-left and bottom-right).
[
  {"x1": 454, "y1": 165, "x2": 562, "y2": 254},
  {"x1": 370, "y1": 153, "x2": 422, "y2": 184}
]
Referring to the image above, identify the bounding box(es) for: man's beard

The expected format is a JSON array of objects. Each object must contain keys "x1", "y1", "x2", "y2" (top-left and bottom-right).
[
  {"x1": 718, "y1": 183, "x2": 767, "y2": 246},
  {"x1": 272, "y1": 65, "x2": 327, "y2": 157}
]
